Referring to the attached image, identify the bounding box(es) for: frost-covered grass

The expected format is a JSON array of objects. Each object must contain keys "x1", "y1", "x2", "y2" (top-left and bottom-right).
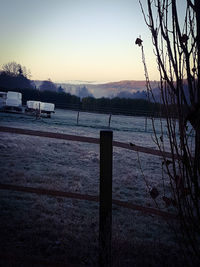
[{"x1": 0, "y1": 110, "x2": 183, "y2": 266}]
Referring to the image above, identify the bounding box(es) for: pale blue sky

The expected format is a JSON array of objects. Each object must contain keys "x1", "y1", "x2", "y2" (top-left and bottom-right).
[{"x1": 0, "y1": 0, "x2": 161, "y2": 82}]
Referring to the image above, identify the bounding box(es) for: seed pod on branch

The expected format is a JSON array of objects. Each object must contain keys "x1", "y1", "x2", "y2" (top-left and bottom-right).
[
  {"x1": 150, "y1": 187, "x2": 159, "y2": 199},
  {"x1": 135, "y1": 37, "x2": 143, "y2": 47}
]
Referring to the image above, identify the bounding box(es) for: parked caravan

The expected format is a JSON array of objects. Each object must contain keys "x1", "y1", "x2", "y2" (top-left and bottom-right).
[
  {"x1": 6, "y1": 91, "x2": 22, "y2": 107},
  {"x1": 0, "y1": 91, "x2": 22, "y2": 112}
]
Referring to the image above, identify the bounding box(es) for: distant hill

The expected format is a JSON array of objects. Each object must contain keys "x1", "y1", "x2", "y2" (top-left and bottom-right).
[
  {"x1": 34, "y1": 80, "x2": 159, "y2": 99},
  {"x1": 96, "y1": 80, "x2": 157, "y2": 90},
  {"x1": 84, "y1": 80, "x2": 159, "y2": 98}
]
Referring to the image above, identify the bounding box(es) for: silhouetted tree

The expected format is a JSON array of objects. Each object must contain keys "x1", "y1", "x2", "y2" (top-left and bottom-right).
[
  {"x1": 139, "y1": 0, "x2": 200, "y2": 264},
  {"x1": 39, "y1": 79, "x2": 57, "y2": 92},
  {"x1": 0, "y1": 62, "x2": 34, "y2": 89},
  {"x1": 76, "y1": 86, "x2": 93, "y2": 99},
  {"x1": 58, "y1": 85, "x2": 65, "y2": 93},
  {"x1": 2, "y1": 62, "x2": 31, "y2": 78}
]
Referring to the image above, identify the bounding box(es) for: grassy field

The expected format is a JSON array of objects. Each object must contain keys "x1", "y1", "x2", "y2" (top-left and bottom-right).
[{"x1": 0, "y1": 130, "x2": 185, "y2": 266}]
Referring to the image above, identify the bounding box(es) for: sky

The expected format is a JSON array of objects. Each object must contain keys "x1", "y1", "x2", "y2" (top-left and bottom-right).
[{"x1": 0, "y1": 0, "x2": 162, "y2": 83}]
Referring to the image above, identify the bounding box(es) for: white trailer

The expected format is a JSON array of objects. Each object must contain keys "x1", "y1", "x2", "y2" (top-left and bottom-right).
[
  {"x1": 40, "y1": 102, "x2": 55, "y2": 112},
  {"x1": 26, "y1": 100, "x2": 41, "y2": 110},
  {"x1": 26, "y1": 100, "x2": 55, "y2": 117}
]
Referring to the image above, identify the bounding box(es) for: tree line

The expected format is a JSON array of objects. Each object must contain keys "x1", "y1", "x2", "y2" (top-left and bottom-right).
[
  {"x1": 0, "y1": 85, "x2": 164, "y2": 116},
  {"x1": 0, "y1": 61, "x2": 163, "y2": 116}
]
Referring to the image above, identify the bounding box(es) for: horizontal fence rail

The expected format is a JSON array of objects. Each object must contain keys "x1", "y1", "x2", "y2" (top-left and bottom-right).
[
  {"x1": 0, "y1": 252, "x2": 75, "y2": 267},
  {"x1": 0, "y1": 183, "x2": 177, "y2": 220},
  {"x1": 0, "y1": 126, "x2": 176, "y2": 159}
]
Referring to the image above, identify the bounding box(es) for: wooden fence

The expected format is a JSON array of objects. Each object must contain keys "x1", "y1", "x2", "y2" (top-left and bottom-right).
[
  {"x1": 0, "y1": 126, "x2": 174, "y2": 158},
  {"x1": 0, "y1": 126, "x2": 177, "y2": 267}
]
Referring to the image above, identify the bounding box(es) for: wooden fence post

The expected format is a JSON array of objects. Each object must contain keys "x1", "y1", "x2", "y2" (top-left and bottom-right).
[
  {"x1": 145, "y1": 116, "x2": 147, "y2": 132},
  {"x1": 77, "y1": 111, "x2": 80, "y2": 125},
  {"x1": 99, "y1": 130, "x2": 113, "y2": 267},
  {"x1": 108, "y1": 114, "x2": 112, "y2": 128}
]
